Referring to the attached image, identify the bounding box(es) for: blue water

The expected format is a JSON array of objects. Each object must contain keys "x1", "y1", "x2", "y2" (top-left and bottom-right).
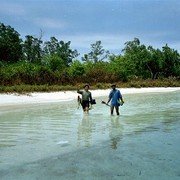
[{"x1": 0, "y1": 90, "x2": 179, "y2": 179}]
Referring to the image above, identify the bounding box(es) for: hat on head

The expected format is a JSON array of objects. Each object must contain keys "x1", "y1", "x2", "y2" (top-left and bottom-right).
[
  {"x1": 84, "y1": 84, "x2": 90, "y2": 88},
  {"x1": 111, "y1": 84, "x2": 116, "y2": 88}
]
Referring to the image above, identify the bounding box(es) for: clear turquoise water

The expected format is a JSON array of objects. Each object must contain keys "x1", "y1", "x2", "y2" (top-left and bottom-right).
[{"x1": 0, "y1": 90, "x2": 180, "y2": 179}]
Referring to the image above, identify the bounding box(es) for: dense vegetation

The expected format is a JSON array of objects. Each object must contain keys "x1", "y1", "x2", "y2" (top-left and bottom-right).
[{"x1": 0, "y1": 22, "x2": 179, "y2": 92}]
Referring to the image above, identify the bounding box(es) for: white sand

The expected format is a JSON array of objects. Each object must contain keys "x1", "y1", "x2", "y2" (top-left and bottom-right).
[{"x1": 0, "y1": 87, "x2": 179, "y2": 106}]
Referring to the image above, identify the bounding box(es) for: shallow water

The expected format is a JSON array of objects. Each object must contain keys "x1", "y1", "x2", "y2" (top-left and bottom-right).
[{"x1": 0, "y1": 90, "x2": 180, "y2": 179}]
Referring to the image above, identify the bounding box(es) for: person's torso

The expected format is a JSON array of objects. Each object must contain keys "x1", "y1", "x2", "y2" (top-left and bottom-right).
[
  {"x1": 110, "y1": 89, "x2": 120, "y2": 104},
  {"x1": 82, "y1": 90, "x2": 91, "y2": 101}
]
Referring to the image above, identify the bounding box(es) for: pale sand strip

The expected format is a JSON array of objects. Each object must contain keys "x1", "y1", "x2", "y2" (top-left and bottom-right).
[{"x1": 0, "y1": 87, "x2": 179, "y2": 106}]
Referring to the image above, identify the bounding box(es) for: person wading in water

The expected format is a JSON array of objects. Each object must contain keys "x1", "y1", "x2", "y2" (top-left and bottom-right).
[
  {"x1": 107, "y1": 84, "x2": 124, "y2": 115},
  {"x1": 77, "y1": 84, "x2": 93, "y2": 113}
]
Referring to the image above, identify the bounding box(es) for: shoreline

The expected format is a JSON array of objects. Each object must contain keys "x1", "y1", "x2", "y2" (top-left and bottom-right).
[{"x1": 0, "y1": 87, "x2": 179, "y2": 107}]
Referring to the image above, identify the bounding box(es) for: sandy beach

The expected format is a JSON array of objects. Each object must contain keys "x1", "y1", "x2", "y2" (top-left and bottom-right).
[{"x1": 0, "y1": 87, "x2": 179, "y2": 106}]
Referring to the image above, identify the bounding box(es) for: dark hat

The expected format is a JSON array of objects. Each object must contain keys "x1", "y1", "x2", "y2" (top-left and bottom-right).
[
  {"x1": 111, "y1": 84, "x2": 116, "y2": 87},
  {"x1": 84, "y1": 84, "x2": 90, "y2": 88}
]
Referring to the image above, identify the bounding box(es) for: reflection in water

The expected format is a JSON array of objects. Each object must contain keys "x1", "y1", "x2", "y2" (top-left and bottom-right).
[
  {"x1": 109, "y1": 116, "x2": 123, "y2": 150},
  {"x1": 77, "y1": 115, "x2": 94, "y2": 147},
  {"x1": 77, "y1": 115, "x2": 124, "y2": 149},
  {"x1": 0, "y1": 90, "x2": 179, "y2": 171}
]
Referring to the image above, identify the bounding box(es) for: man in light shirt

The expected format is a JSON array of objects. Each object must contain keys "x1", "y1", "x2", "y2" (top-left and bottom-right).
[{"x1": 107, "y1": 84, "x2": 124, "y2": 115}]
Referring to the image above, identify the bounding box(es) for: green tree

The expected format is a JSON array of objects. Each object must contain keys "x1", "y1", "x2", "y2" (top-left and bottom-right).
[
  {"x1": 122, "y1": 38, "x2": 150, "y2": 78},
  {"x1": 41, "y1": 54, "x2": 65, "y2": 72},
  {"x1": 0, "y1": 22, "x2": 22, "y2": 63},
  {"x1": 58, "y1": 40, "x2": 79, "y2": 66},
  {"x1": 162, "y1": 44, "x2": 180, "y2": 77},
  {"x1": 43, "y1": 37, "x2": 59, "y2": 55},
  {"x1": 43, "y1": 37, "x2": 79, "y2": 66},
  {"x1": 68, "y1": 60, "x2": 85, "y2": 77},
  {"x1": 82, "y1": 41, "x2": 109, "y2": 63},
  {"x1": 122, "y1": 38, "x2": 180, "y2": 79},
  {"x1": 83, "y1": 61, "x2": 111, "y2": 83},
  {"x1": 146, "y1": 46, "x2": 164, "y2": 79},
  {"x1": 123, "y1": 38, "x2": 140, "y2": 54},
  {"x1": 108, "y1": 55, "x2": 130, "y2": 82},
  {"x1": 23, "y1": 35, "x2": 42, "y2": 63}
]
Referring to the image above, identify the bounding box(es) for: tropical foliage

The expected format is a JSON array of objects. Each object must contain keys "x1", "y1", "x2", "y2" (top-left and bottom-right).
[{"x1": 0, "y1": 22, "x2": 179, "y2": 87}]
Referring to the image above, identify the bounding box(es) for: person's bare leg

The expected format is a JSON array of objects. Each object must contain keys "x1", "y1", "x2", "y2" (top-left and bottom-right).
[
  {"x1": 115, "y1": 106, "x2": 120, "y2": 115},
  {"x1": 111, "y1": 106, "x2": 114, "y2": 115},
  {"x1": 84, "y1": 107, "x2": 89, "y2": 114}
]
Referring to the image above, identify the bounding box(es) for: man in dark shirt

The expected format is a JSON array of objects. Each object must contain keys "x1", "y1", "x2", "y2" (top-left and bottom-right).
[{"x1": 77, "y1": 84, "x2": 93, "y2": 113}]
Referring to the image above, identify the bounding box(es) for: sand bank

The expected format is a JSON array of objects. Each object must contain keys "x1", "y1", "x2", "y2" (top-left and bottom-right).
[{"x1": 0, "y1": 87, "x2": 179, "y2": 106}]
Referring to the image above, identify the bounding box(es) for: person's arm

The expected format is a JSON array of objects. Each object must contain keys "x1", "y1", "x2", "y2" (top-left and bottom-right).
[
  {"x1": 89, "y1": 92, "x2": 93, "y2": 102},
  {"x1": 77, "y1": 89, "x2": 83, "y2": 94},
  {"x1": 119, "y1": 90, "x2": 124, "y2": 104},
  {"x1": 107, "y1": 91, "x2": 112, "y2": 104},
  {"x1": 120, "y1": 97, "x2": 124, "y2": 103}
]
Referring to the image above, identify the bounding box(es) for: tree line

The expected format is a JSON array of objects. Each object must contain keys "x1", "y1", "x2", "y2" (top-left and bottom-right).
[{"x1": 0, "y1": 22, "x2": 179, "y2": 86}]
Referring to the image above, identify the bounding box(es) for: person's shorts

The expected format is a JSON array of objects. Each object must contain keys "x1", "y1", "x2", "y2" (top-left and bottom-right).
[
  {"x1": 81, "y1": 100, "x2": 90, "y2": 110},
  {"x1": 111, "y1": 103, "x2": 120, "y2": 107}
]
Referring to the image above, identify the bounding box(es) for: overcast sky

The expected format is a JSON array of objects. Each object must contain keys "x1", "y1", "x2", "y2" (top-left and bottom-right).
[{"x1": 0, "y1": 0, "x2": 180, "y2": 56}]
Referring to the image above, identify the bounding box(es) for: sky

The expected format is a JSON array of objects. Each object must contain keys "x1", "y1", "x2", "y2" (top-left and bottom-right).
[{"x1": 0, "y1": 0, "x2": 180, "y2": 57}]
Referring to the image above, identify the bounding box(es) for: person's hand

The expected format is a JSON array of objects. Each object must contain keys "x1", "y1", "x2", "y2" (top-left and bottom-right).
[{"x1": 77, "y1": 85, "x2": 81, "y2": 90}]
